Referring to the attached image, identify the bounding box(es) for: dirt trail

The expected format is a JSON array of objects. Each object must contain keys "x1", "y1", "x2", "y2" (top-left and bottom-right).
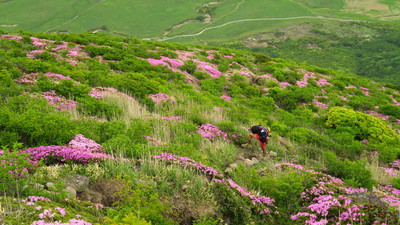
[{"x1": 158, "y1": 16, "x2": 360, "y2": 41}]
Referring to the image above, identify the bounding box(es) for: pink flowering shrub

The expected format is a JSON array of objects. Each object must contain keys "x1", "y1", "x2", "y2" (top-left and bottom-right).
[
  {"x1": 27, "y1": 50, "x2": 44, "y2": 59},
  {"x1": 363, "y1": 110, "x2": 389, "y2": 120},
  {"x1": 15, "y1": 72, "x2": 40, "y2": 84},
  {"x1": 148, "y1": 93, "x2": 176, "y2": 103},
  {"x1": 42, "y1": 91, "x2": 78, "y2": 111},
  {"x1": 89, "y1": 87, "x2": 118, "y2": 99},
  {"x1": 20, "y1": 134, "x2": 112, "y2": 165},
  {"x1": 196, "y1": 61, "x2": 222, "y2": 78},
  {"x1": 312, "y1": 99, "x2": 329, "y2": 109},
  {"x1": 220, "y1": 94, "x2": 232, "y2": 101},
  {"x1": 1, "y1": 34, "x2": 23, "y2": 41},
  {"x1": 316, "y1": 78, "x2": 332, "y2": 87},
  {"x1": 279, "y1": 81, "x2": 292, "y2": 88},
  {"x1": 197, "y1": 123, "x2": 229, "y2": 141},
  {"x1": 160, "y1": 56, "x2": 184, "y2": 67},
  {"x1": 0, "y1": 149, "x2": 37, "y2": 195},
  {"x1": 160, "y1": 116, "x2": 181, "y2": 121},
  {"x1": 143, "y1": 135, "x2": 160, "y2": 146},
  {"x1": 153, "y1": 152, "x2": 278, "y2": 216},
  {"x1": 44, "y1": 72, "x2": 72, "y2": 80},
  {"x1": 3, "y1": 195, "x2": 100, "y2": 224},
  {"x1": 31, "y1": 37, "x2": 52, "y2": 48},
  {"x1": 206, "y1": 54, "x2": 214, "y2": 59},
  {"x1": 270, "y1": 163, "x2": 399, "y2": 224},
  {"x1": 68, "y1": 134, "x2": 102, "y2": 151}
]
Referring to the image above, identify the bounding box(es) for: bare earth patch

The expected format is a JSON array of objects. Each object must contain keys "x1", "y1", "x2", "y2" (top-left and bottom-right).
[
  {"x1": 343, "y1": 0, "x2": 400, "y2": 19},
  {"x1": 243, "y1": 23, "x2": 314, "y2": 47},
  {"x1": 0, "y1": 24, "x2": 18, "y2": 27}
]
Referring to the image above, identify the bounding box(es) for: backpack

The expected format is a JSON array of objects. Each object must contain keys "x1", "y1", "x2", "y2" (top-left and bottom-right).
[{"x1": 257, "y1": 125, "x2": 270, "y2": 143}]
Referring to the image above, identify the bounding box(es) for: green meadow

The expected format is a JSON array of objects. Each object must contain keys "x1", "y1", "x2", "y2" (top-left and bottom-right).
[
  {"x1": 1, "y1": 0, "x2": 396, "y2": 41},
  {"x1": 0, "y1": 0, "x2": 211, "y2": 36},
  {"x1": 1, "y1": 0, "x2": 400, "y2": 84}
]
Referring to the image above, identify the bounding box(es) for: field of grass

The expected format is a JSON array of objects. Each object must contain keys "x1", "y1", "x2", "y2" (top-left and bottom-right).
[
  {"x1": 1, "y1": 0, "x2": 399, "y2": 41},
  {"x1": 0, "y1": 0, "x2": 212, "y2": 36}
]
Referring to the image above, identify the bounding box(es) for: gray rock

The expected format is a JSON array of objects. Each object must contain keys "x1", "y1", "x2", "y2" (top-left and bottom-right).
[
  {"x1": 244, "y1": 159, "x2": 254, "y2": 166},
  {"x1": 349, "y1": 192, "x2": 387, "y2": 208},
  {"x1": 243, "y1": 157, "x2": 260, "y2": 166},
  {"x1": 251, "y1": 157, "x2": 259, "y2": 165},
  {"x1": 64, "y1": 186, "x2": 77, "y2": 197},
  {"x1": 45, "y1": 182, "x2": 55, "y2": 190},
  {"x1": 229, "y1": 163, "x2": 238, "y2": 169},
  {"x1": 78, "y1": 190, "x2": 103, "y2": 203},
  {"x1": 65, "y1": 175, "x2": 90, "y2": 192},
  {"x1": 181, "y1": 185, "x2": 188, "y2": 192},
  {"x1": 224, "y1": 167, "x2": 233, "y2": 173}
]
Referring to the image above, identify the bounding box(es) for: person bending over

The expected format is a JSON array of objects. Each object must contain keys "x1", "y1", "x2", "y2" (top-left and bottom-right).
[{"x1": 242, "y1": 125, "x2": 270, "y2": 157}]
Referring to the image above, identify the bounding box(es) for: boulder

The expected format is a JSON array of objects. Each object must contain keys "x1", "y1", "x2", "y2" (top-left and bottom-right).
[
  {"x1": 78, "y1": 190, "x2": 103, "y2": 203},
  {"x1": 65, "y1": 174, "x2": 90, "y2": 192},
  {"x1": 64, "y1": 186, "x2": 76, "y2": 197},
  {"x1": 229, "y1": 163, "x2": 238, "y2": 169},
  {"x1": 349, "y1": 192, "x2": 387, "y2": 208},
  {"x1": 45, "y1": 182, "x2": 55, "y2": 190}
]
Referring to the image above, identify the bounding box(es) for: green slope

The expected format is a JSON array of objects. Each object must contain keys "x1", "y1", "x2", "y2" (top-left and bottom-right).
[{"x1": 0, "y1": 30, "x2": 399, "y2": 224}]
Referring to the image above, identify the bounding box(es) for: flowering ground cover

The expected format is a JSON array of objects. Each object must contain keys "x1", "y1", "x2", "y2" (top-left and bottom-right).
[{"x1": 0, "y1": 31, "x2": 399, "y2": 224}]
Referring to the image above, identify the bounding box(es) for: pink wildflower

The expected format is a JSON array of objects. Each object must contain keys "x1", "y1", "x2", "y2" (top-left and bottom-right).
[
  {"x1": 149, "y1": 93, "x2": 176, "y2": 103},
  {"x1": 220, "y1": 94, "x2": 232, "y2": 102}
]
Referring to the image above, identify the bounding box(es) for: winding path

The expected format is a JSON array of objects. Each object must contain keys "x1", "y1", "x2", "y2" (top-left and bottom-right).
[{"x1": 158, "y1": 16, "x2": 360, "y2": 41}]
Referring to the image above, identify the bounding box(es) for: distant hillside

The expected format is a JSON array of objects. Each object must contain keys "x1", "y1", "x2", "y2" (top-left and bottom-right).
[
  {"x1": 0, "y1": 31, "x2": 399, "y2": 224},
  {"x1": 2, "y1": 0, "x2": 400, "y2": 84}
]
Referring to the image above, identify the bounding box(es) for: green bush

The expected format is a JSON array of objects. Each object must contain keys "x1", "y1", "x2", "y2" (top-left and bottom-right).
[
  {"x1": 200, "y1": 77, "x2": 228, "y2": 96},
  {"x1": 54, "y1": 79, "x2": 91, "y2": 99},
  {"x1": 77, "y1": 97, "x2": 123, "y2": 120},
  {"x1": 323, "y1": 151, "x2": 374, "y2": 190},
  {"x1": 108, "y1": 177, "x2": 175, "y2": 225},
  {"x1": 104, "y1": 213, "x2": 151, "y2": 225},
  {"x1": 255, "y1": 170, "x2": 313, "y2": 217},
  {"x1": 0, "y1": 71, "x2": 23, "y2": 98},
  {"x1": 114, "y1": 73, "x2": 161, "y2": 98},
  {"x1": 392, "y1": 178, "x2": 400, "y2": 190},
  {"x1": 10, "y1": 57, "x2": 50, "y2": 73},
  {"x1": 325, "y1": 107, "x2": 399, "y2": 146},
  {"x1": 193, "y1": 71, "x2": 211, "y2": 80},
  {"x1": 379, "y1": 105, "x2": 400, "y2": 118},
  {"x1": 4, "y1": 105, "x2": 76, "y2": 146},
  {"x1": 180, "y1": 60, "x2": 197, "y2": 74},
  {"x1": 287, "y1": 127, "x2": 321, "y2": 145},
  {"x1": 127, "y1": 119, "x2": 153, "y2": 144},
  {"x1": 378, "y1": 146, "x2": 398, "y2": 163},
  {"x1": 0, "y1": 148, "x2": 39, "y2": 196}
]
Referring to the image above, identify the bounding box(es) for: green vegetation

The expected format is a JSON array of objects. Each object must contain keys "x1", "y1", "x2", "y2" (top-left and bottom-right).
[
  {"x1": 240, "y1": 21, "x2": 400, "y2": 85},
  {"x1": 2, "y1": 0, "x2": 400, "y2": 85},
  {"x1": 0, "y1": 30, "x2": 399, "y2": 224}
]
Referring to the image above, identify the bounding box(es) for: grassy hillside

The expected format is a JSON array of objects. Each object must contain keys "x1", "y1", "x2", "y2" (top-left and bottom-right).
[
  {"x1": 2, "y1": 0, "x2": 400, "y2": 85},
  {"x1": 0, "y1": 30, "x2": 399, "y2": 224},
  {"x1": 224, "y1": 21, "x2": 400, "y2": 85}
]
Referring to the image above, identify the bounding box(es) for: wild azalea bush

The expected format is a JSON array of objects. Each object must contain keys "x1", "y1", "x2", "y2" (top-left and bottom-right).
[
  {"x1": 152, "y1": 152, "x2": 278, "y2": 215},
  {"x1": 0, "y1": 195, "x2": 102, "y2": 224},
  {"x1": 19, "y1": 134, "x2": 112, "y2": 165},
  {"x1": 0, "y1": 149, "x2": 37, "y2": 195},
  {"x1": 269, "y1": 163, "x2": 400, "y2": 225},
  {"x1": 197, "y1": 123, "x2": 229, "y2": 141}
]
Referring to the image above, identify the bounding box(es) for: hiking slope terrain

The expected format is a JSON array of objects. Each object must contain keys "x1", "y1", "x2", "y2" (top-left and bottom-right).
[{"x1": 0, "y1": 31, "x2": 399, "y2": 224}]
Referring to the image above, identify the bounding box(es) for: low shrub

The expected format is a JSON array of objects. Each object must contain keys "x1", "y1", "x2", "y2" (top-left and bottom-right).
[{"x1": 323, "y1": 151, "x2": 374, "y2": 190}]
